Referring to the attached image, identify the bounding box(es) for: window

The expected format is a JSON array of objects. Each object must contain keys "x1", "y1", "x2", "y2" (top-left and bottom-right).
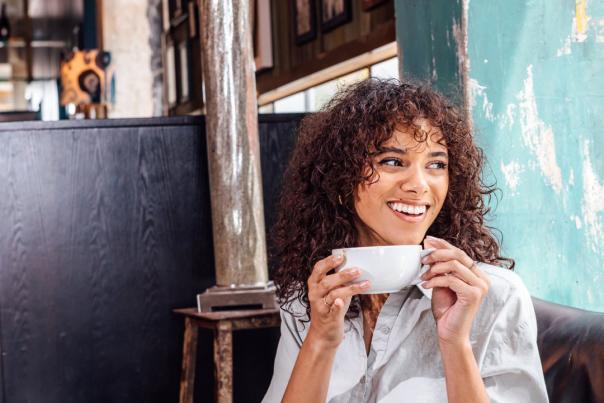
[
  {"x1": 370, "y1": 57, "x2": 399, "y2": 80},
  {"x1": 273, "y1": 91, "x2": 305, "y2": 113},
  {"x1": 260, "y1": 56, "x2": 399, "y2": 113}
]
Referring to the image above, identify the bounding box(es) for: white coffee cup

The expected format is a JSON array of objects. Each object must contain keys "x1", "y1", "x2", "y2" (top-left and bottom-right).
[{"x1": 332, "y1": 245, "x2": 435, "y2": 294}]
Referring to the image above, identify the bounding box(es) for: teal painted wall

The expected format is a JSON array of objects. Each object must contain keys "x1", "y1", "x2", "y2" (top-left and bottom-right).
[
  {"x1": 395, "y1": 0, "x2": 604, "y2": 311},
  {"x1": 395, "y1": 0, "x2": 463, "y2": 100}
]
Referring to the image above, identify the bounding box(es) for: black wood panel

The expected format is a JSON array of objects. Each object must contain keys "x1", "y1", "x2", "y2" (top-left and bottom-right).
[{"x1": 0, "y1": 114, "x2": 303, "y2": 403}]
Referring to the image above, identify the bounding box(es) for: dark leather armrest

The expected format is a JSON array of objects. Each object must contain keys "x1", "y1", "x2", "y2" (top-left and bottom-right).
[{"x1": 532, "y1": 297, "x2": 604, "y2": 403}]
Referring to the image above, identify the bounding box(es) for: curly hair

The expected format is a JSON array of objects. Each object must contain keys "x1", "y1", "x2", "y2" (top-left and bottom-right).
[{"x1": 271, "y1": 78, "x2": 513, "y2": 320}]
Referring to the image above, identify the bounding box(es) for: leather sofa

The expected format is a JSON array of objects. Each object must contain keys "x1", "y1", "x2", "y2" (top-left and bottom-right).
[{"x1": 533, "y1": 298, "x2": 604, "y2": 403}]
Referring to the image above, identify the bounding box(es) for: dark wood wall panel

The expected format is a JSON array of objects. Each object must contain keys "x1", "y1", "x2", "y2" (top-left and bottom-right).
[
  {"x1": 258, "y1": 114, "x2": 302, "y2": 241},
  {"x1": 0, "y1": 114, "x2": 303, "y2": 403},
  {"x1": 257, "y1": 0, "x2": 395, "y2": 94}
]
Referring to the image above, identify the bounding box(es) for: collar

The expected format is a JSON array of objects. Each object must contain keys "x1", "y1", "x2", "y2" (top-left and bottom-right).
[{"x1": 416, "y1": 283, "x2": 432, "y2": 299}]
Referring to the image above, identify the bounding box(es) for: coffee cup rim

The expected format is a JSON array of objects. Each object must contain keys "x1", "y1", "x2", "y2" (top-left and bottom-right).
[{"x1": 332, "y1": 244, "x2": 423, "y2": 252}]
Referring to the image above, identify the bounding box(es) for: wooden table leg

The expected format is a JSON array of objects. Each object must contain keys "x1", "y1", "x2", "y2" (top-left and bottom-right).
[
  {"x1": 214, "y1": 321, "x2": 233, "y2": 403},
  {"x1": 179, "y1": 317, "x2": 199, "y2": 403}
]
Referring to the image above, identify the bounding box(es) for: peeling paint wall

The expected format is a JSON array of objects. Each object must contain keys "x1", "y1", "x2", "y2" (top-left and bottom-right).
[
  {"x1": 467, "y1": 0, "x2": 604, "y2": 312},
  {"x1": 394, "y1": 0, "x2": 464, "y2": 100},
  {"x1": 396, "y1": 0, "x2": 604, "y2": 311}
]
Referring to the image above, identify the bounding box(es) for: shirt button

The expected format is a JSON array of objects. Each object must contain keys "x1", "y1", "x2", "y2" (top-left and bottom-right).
[{"x1": 382, "y1": 326, "x2": 390, "y2": 335}]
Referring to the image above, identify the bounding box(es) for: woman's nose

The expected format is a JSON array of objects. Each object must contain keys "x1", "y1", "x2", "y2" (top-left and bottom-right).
[{"x1": 399, "y1": 165, "x2": 429, "y2": 194}]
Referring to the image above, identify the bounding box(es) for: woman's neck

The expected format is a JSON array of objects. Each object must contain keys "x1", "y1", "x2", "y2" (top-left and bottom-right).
[
  {"x1": 361, "y1": 293, "x2": 390, "y2": 313},
  {"x1": 361, "y1": 293, "x2": 390, "y2": 354}
]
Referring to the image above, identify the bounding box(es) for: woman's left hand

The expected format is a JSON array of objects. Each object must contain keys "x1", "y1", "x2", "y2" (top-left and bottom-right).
[{"x1": 421, "y1": 236, "x2": 491, "y2": 347}]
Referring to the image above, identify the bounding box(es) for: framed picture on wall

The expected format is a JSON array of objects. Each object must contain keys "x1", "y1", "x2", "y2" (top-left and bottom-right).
[
  {"x1": 362, "y1": 0, "x2": 388, "y2": 11},
  {"x1": 320, "y1": 0, "x2": 352, "y2": 33},
  {"x1": 164, "y1": 40, "x2": 177, "y2": 106},
  {"x1": 177, "y1": 41, "x2": 190, "y2": 102},
  {"x1": 254, "y1": 0, "x2": 274, "y2": 70},
  {"x1": 293, "y1": 0, "x2": 317, "y2": 45}
]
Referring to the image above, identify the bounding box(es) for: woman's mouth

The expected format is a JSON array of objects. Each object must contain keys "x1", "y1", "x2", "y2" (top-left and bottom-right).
[{"x1": 387, "y1": 201, "x2": 429, "y2": 223}]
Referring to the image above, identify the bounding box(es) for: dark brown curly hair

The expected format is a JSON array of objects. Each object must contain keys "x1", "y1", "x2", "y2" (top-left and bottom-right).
[{"x1": 271, "y1": 78, "x2": 513, "y2": 319}]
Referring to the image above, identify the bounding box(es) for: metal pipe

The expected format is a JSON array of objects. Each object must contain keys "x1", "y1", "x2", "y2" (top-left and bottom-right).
[{"x1": 198, "y1": 0, "x2": 268, "y2": 287}]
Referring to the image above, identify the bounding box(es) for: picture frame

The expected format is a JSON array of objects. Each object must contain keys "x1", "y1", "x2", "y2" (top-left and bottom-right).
[
  {"x1": 293, "y1": 0, "x2": 317, "y2": 45},
  {"x1": 176, "y1": 41, "x2": 190, "y2": 103},
  {"x1": 254, "y1": 0, "x2": 274, "y2": 70},
  {"x1": 362, "y1": 0, "x2": 388, "y2": 11},
  {"x1": 320, "y1": 0, "x2": 352, "y2": 33},
  {"x1": 164, "y1": 38, "x2": 177, "y2": 106}
]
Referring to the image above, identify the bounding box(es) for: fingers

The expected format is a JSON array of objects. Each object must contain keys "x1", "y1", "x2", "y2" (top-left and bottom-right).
[
  {"x1": 308, "y1": 254, "x2": 343, "y2": 285},
  {"x1": 317, "y1": 267, "x2": 361, "y2": 295},
  {"x1": 307, "y1": 254, "x2": 370, "y2": 315},
  {"x1": 329, "y1": 297, "x2": 346, "y2": 316},
  {"x1": 309, "y1": 267, "x2": 361, "y2": 304},
  {"x1": 423, "y1": 235, "x2": 454, "y2": 250},
  {"x1": 422, "y1": 260, "x2": 486, "y2": 289},
  {"x1": 421, "y1": 237, "x2": 491, "y2": 290},
  {"x1": 422, "y1": 274, "x2": 485, "y2": 304},
  {"x1": 323, "y1": 280, "x2": 370, "y2": 305},
  {"x1": 421, "y1": 247, "x2": 474, "y2": 269},
  {"x1": 326, "y1": 295, "x2": 354, "y2": 319},
  {"x1": 470, "y1": 261, "x2": 492, "y2": 288}
]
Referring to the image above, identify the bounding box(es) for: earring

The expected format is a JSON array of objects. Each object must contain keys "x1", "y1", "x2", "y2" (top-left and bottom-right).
[{"x1": 338, "y1": 194, "x2": 343, "y2": 205}]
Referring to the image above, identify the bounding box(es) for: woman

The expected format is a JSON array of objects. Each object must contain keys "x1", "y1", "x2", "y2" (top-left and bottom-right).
[{"x1": 262, "y1": 79, "x2": 548, "y2": 402}]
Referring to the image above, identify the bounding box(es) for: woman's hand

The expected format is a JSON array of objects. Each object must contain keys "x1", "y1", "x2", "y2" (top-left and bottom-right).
[
  {"x1": 306, "y1": 254, "x2": 370, "y2": 350},
  {"x1": 421, "y1": 236, "x2": 491, "y2": 347}
]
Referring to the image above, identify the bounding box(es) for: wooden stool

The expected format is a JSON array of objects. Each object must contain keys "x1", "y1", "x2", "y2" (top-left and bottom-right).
[{"x1": 174, "y1": 308, "x2": 281, "y2": 403}]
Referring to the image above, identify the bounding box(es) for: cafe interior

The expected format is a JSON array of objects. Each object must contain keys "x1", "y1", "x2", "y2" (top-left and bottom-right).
[{"x1": 0, "y1": 0, "x2": 602, "y2": 402}]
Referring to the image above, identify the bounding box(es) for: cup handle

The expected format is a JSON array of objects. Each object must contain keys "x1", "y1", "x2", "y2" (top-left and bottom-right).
[{"x1": 412, "y1": 248, "x2": 436, "y2": 285}]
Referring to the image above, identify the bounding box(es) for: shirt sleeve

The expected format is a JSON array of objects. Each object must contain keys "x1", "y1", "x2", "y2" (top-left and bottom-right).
[
  {"x1": 261, "y1": 306, "x2": 305, "y2": 403},
  {"x1": 479, "y1": 272, "x2": 549, "y2": 403}
]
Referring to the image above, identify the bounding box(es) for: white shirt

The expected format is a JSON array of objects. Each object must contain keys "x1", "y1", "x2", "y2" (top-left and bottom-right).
[{"x1": 262, "y1": 263, "x2": 549, "y2": 403}]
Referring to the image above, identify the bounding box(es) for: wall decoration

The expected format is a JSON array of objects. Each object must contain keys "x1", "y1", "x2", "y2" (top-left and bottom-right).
[
  {"x1": 320, "y1": 0, "x2": 352, "y2": 33},
  {"x1": 60, "y1": 50, "x2": 113, "y2": 106},
  {"x1": 161, "y1": 0, "x2": 204, "y2": 116},
  {"x1": 254, "y1": 0, "x2": 274, "y2": 70},
  {"x1": 164, "y1": 40, "x2": 177, "y2": 105},
  {"x1": 177, "y1": 41, "x2": 190, "y2": 101},
  {"x1": 294, "y1": 0, "x2": 317, "y2": 45},
  {"x1": 362, "y1": 0, "x2": 388, "y2": 11}
]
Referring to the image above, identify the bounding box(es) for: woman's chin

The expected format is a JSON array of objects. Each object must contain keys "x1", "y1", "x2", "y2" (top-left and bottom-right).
[
  {"x1": 386, "y1": 234, "x2": 425, "y2": 246},
  {"x1": 356, "y1": 225, "x2": 427, "y2": 246}
]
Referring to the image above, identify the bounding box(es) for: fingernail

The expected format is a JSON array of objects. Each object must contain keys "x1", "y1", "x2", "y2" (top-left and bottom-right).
[
  {"x1": 360, "y1": 281, "x2": 370, "y2": 288},
  {"x1": 349, "y1": 268, "x2": 360, "y2": 276},
  {"x1": 420, "y1": 272, "x2": 427, "y2": 280},
  {"x1": 334, "y1": 255, "x2": 344, "y2": 262},
  {"x1": 425, "y1": 235, "x2": 438, "y2": 240},
  {"x1": 421, "y1": 281, "x2": 429, "y2": 288},
  {"x1": 421, "y1": 256, "x2": 429, "y2": 264}
]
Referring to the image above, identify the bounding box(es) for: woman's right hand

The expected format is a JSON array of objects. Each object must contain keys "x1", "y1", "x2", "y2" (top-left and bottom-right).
[{"x1": 306, "y1": 254, "x2": 370, "y2": 350}]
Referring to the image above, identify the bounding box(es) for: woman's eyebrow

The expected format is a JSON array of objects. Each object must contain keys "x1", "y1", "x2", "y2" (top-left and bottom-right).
[
  {"x1": 378, "y1": 146, "x2": 449, "y2": 159},
  {"x1": 429, "y1": 151, "x2": 449, "y2": 158},
  {"x1": 379, "y1": 146, "x2": 407, "y2": 154}
]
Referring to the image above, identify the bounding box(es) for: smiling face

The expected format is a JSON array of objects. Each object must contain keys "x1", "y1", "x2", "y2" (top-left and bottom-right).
[{"x1": 354, "y1": 119, "x2": 449, "y2": 246}]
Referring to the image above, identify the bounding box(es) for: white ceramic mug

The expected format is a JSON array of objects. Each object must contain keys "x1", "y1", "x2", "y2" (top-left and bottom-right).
[{"x1": 332, "y1": 245, "x2": 435, "y2": 294}]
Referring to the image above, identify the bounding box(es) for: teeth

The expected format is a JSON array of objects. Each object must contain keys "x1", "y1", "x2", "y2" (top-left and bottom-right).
[{"x1": 388, "y1": 202, "x2": 426, "y2": 215}]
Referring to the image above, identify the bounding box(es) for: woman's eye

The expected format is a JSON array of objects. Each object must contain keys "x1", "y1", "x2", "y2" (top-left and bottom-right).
[
  {"x1": 378, "y1": 158, "x2": 447, "y2": 169},
  {"x1": 428, "y1": 161, "x2": 448, "y2": 169},
  {"x1": 379, "y1": 158, "x2": 403, "y2": 167}
]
